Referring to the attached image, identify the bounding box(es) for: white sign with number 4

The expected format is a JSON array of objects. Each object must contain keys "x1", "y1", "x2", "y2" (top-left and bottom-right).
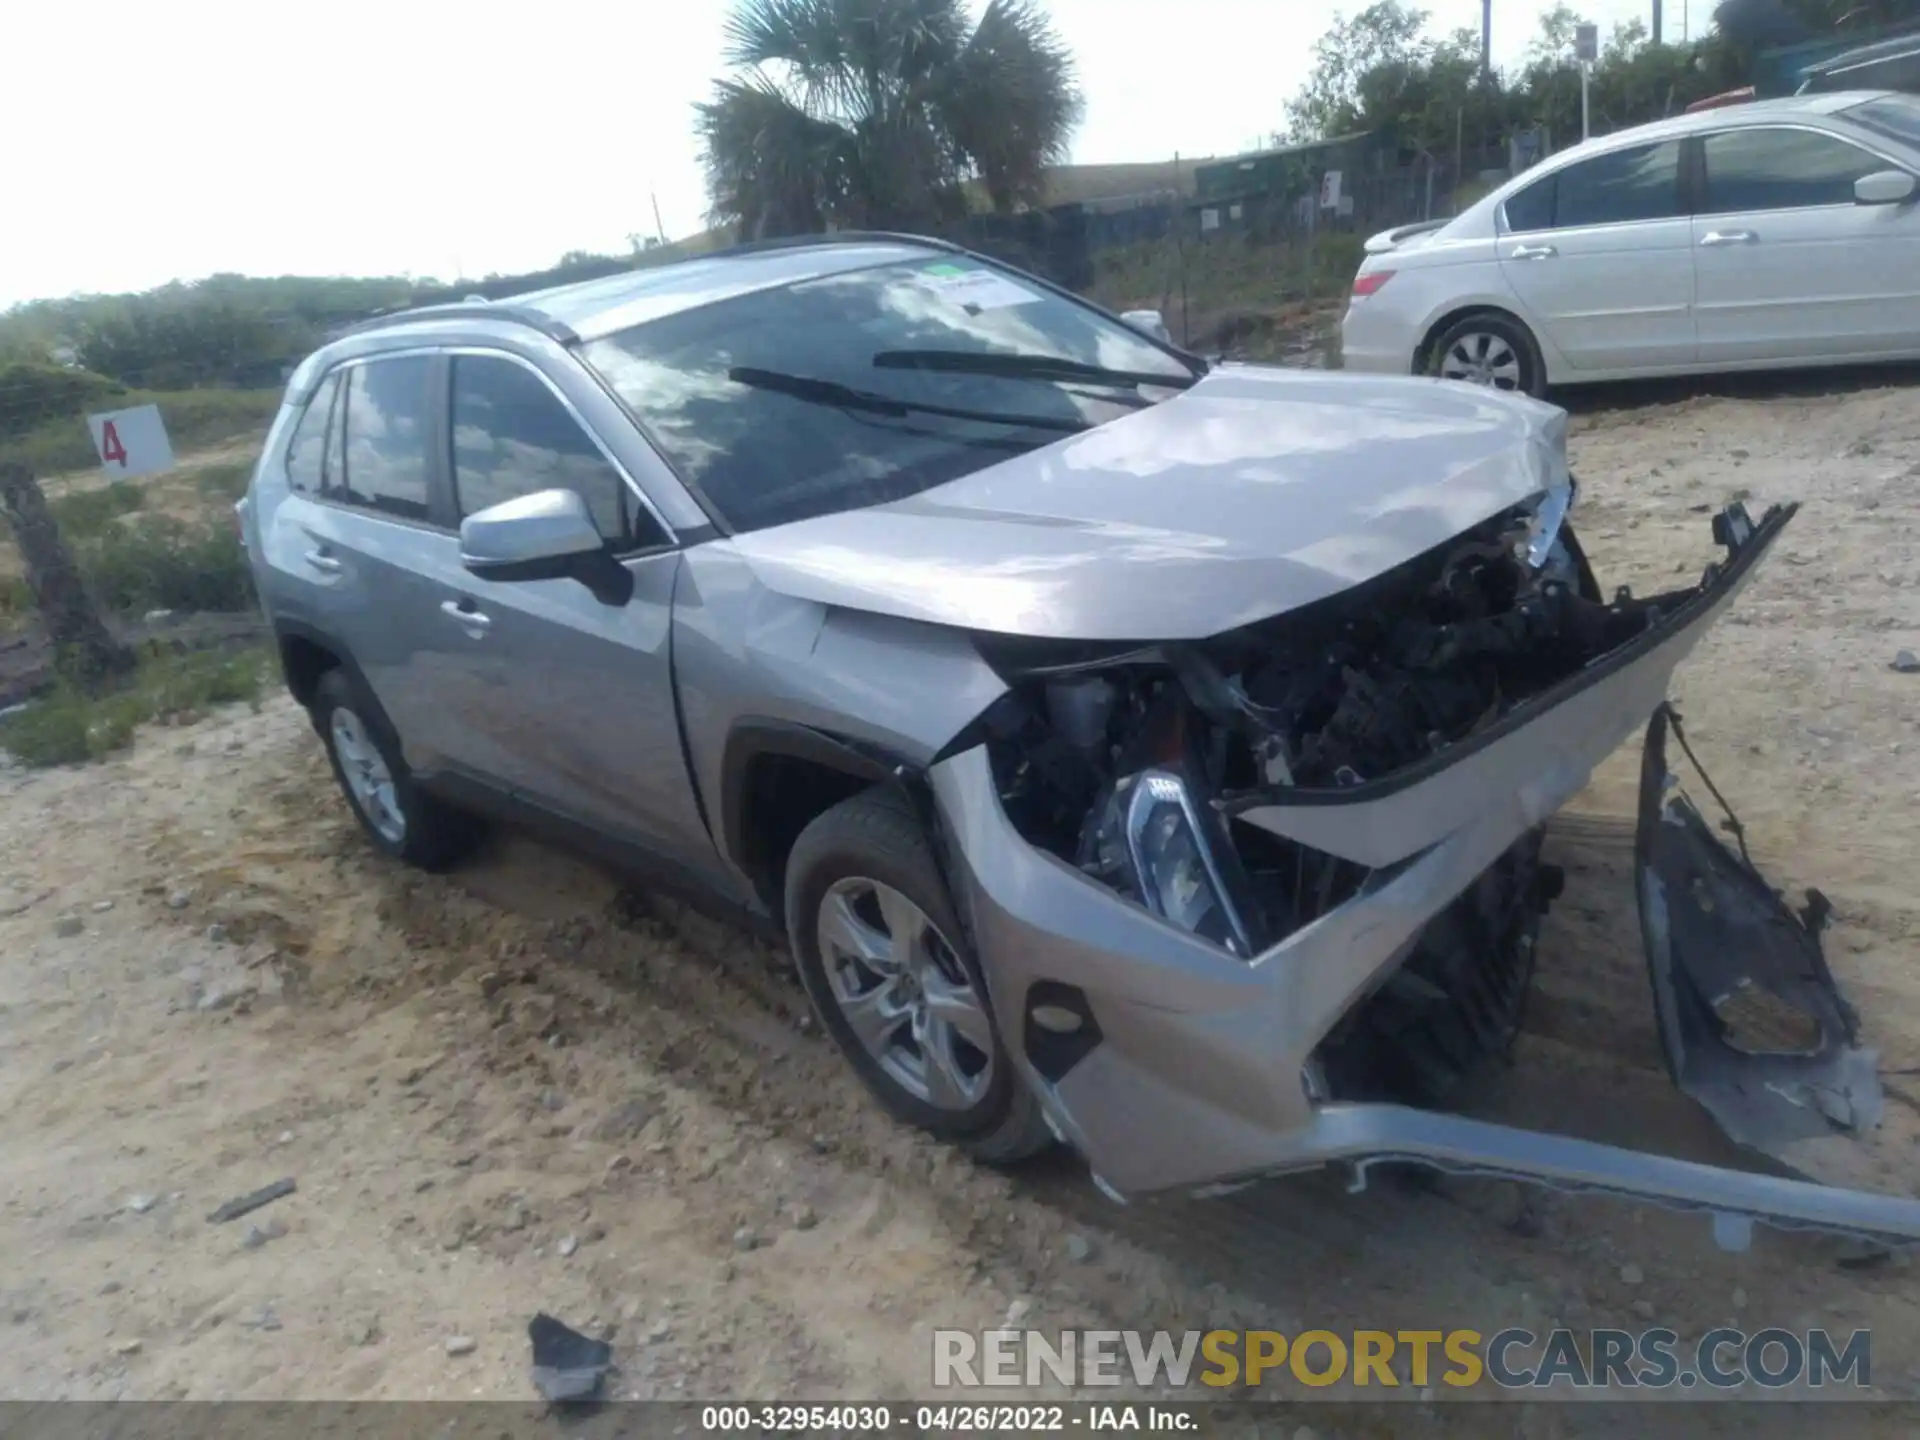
[{"x1": 86, "y1": 403, "x2": 175, "y2": 478}]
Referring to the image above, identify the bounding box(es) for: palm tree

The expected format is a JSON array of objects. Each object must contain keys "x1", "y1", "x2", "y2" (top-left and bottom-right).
[{"x1": 696, "y1": 0, "x2": 1083, "y2": 240}]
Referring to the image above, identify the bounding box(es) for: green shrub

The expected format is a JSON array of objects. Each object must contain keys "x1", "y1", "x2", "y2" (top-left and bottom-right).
[
  {"x1": 0, "y1": 645, "x2": 270, "y2": 768},
  {"x1": 0, "y1": 684, "x2": 100, "y2": 766},
  {"x1": 192, "y1": 458, "x2": 257, "y2": 501},
  {"x1": 0, "y1": 362, "x2": 125, "y2": 443},
  {"x1": 47, "y1": 482, "x2": 145, "y2": 538},
  {"x1": 79, "y1": 515, "x2": 253, "y2": 614},
  {"x1": 1312, "y1": 233, "x2": 1365, "y2": 294},
  {"x1": 0, "y1": 573, "x2": 27, "y2": 624},
  {"x1": 150, "y1": 389, "x2": 282, "y2": 453}
]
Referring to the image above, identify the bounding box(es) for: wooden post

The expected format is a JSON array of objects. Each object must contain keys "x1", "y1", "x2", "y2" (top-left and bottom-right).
[{"x1": 0, "y1": 460, "x2": 135, "y2": 688}]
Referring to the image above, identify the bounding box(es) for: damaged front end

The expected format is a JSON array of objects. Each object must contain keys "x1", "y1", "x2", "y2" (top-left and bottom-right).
[{"x1": 931, "y1": 493, "x2": 1920, "y2": 1248}]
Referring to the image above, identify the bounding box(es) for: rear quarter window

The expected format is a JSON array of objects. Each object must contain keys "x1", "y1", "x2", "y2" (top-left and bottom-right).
[
  {"x1": 285, "y1": 371, "x2": 340, "y2": 494},
  {"x1": 1503, "y1": 176, "x2": 1556, "y2": 233}
]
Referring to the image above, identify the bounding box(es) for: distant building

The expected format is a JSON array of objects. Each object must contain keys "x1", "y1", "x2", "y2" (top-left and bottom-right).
[{"x1": 1190, "y1": 131, "x2": 1393, "y2": 234}]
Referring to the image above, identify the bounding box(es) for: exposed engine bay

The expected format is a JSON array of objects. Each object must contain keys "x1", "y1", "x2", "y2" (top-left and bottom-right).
[
  {"x1": 976, "y1": 485, "x2": 1672, "y2": 943},
  {"x1": 972, "y1": 490, "x2": 1803, "y2": 1110}
]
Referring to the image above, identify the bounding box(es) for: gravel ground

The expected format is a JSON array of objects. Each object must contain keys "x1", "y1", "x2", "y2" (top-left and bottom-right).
[{"x1": 5, "y1": 373, "x2": 1920, "y2": 1436}]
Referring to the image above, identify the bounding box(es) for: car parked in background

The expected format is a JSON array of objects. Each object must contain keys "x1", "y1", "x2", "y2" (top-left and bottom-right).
[
  {"x1": 1798, "y1": 30, "x2": 1920, "y2": 97},
  {"x1": 1342, "y1": 91, "x2": 1920, "y2": 396}
]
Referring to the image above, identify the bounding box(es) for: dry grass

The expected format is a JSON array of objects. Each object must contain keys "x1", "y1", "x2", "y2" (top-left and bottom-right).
[
  {"x1": 0, "y1": 643, "x2": 271, "y2": 768},
  {"x1": 0, "y1": 438, "x2": 265, "y2": 632}
]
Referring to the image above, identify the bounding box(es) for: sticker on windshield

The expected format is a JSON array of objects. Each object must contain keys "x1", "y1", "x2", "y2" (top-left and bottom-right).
[{"x1": 917, "y1": 265, "x2": 1042, "y2": 314}]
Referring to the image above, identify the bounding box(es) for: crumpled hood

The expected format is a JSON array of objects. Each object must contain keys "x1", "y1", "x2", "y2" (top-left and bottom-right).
[{"x1": 728, "y1": 364, "x2": 1571, "y2": 641}]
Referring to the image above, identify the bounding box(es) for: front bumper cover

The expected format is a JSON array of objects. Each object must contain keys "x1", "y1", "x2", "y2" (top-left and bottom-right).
[
  {"x1": 930, "y1": 503, "x2": 1920, "y2": 1248},
  {"x1": 1639, "y1": 703, "x2": 1883, "y2": 1160}
]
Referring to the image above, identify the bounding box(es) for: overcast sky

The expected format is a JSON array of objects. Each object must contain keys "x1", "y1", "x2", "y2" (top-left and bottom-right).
[{"x1": 2, "y1": 0, "x2": 1667, "y2": 308}]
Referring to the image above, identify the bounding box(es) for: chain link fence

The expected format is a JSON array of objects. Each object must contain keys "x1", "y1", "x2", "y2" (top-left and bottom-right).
[{"x1": 940, "y1": 148, "x2": 1529, "y2": 366}]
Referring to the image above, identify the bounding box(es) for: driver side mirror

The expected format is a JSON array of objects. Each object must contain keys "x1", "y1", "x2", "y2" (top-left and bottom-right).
[
  {"x1": 1855, "y1": 170, "x2": 1917, "y2": 206},
  {"x1": 460, "y1": 489, "x2": 632, "y2": 603}
]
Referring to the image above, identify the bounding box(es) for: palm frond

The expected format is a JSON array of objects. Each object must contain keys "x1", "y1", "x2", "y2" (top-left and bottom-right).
[
  {"x1": 945, "y1": 0, "x2": 1082, "y2": 211},
  {"x1": 695, "y1": 74, "x2": 856, "y2": 238},
  {"x1": 701, "y1": 0, "x2": 1082, "y2": 232}
]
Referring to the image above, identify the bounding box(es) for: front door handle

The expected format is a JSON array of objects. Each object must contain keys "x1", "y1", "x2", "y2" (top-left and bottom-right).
[
  {"x1": 440, "y1": 599, "x2": 492, "y2": 637},
  {"x1": 1510, "y1": 243, "x2": 1558, "y2": 260},
  {"x1": 303, "y1": 548, "x2": 342, "y2": 574},
  {"x1": 1700, "y1": 229, "x2": 1758, "y2": 247}
]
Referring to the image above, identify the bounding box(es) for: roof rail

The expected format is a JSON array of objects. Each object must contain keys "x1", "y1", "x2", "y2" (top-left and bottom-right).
[
  {"x1": 698, "y1": 230, "x2": 962, "y2": 263},
  {"x1": 336, "y1": 302, "x2": 580, "y2": 345}
]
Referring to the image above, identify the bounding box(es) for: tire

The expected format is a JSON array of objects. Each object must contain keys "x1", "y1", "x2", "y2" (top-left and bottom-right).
[
  {"x1": 1319, "y1": 831, "x2": 1557, "y2": 1109},
  {"x1": 785, "y1": 788, "x2": 1053, "y2": 1165},
  {"x1": 1428, "y1": 312, "x2": 1547, "y2": 399},
  {"x1": 311, "y1": 668, "x2": 478, "y2": 871}
]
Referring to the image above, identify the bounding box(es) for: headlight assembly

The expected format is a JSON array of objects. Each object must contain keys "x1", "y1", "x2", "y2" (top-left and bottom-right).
[{"x1": 1080, "y1": 767, "x2": 1257, "y2": 957}]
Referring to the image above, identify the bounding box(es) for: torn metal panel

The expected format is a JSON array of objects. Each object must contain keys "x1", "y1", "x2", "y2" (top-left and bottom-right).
[{"x1": 1637, "y1": 703, "x2": 1884, "y2": 1161}]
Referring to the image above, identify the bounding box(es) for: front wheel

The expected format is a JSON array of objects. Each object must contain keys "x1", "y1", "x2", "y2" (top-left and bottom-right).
[
  {"x1": 1429, "y1": 313, "x2": 1547, "y2": 398},
  {"x1": 784, "y1": 788, "x2": 1053, "y2": 1165}
]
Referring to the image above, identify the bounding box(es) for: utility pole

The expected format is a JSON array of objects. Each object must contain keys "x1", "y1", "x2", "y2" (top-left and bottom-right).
[
  {"x1": 651, "y1": 191, "x2": 668, "y2": 245},
  {"x1": 1653, "y1": 0, "x2": 1663, "y2": 44},
  {"x1": 1481, "y1": 0, "x2": 1493, "y2": 76}
]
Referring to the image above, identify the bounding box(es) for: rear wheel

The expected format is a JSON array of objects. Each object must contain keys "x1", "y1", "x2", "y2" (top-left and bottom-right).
[
  {"x1": 312, "y1": 668, "x2": 478, "y2": 870},
  {"x1": 1429, "y1": 313, "x2": 1546, "y2": 399},
  {"x1": 785, "y1": 788, "x2": 1052, "y2": 1165}
]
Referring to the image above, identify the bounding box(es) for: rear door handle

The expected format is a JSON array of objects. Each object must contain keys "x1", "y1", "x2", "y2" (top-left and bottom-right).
[
  {"x1": 303, "y1": 548, "x2": 342, "y2": 574},
  {"x1": 440, "y1": 598, "x2": 492, "y2": 637},
  {"x1": 1700, "y1": 229, "x2": 1758, "y2": 247},
  {"x1": 1510, "y1": 243, "x2": 1558, "y2": 260}
]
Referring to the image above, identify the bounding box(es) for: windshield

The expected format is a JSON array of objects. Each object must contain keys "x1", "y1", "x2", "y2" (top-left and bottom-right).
[
  {"x1": 1844, "y1": 94, "x2": 1920, "y2": 149},
  {"x1": 580, "y1": 256, "x2": 1196, "y2": 533}
]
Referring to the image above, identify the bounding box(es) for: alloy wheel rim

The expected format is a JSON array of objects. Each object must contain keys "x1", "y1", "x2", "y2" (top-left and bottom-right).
[
  {"x1": 815, "y1": 877, "x2": 994, "y2": 1112},
  {"x1": 1441, "y1": 332, "x2": 1524, "y2": 391},
  {"x1": 329, "y1": 707, "x2": 407, "y2": 845}
]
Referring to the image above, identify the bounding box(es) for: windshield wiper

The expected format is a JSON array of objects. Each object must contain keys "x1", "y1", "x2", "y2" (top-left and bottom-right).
[
  {"x1": 727, "y1": 366, "x2": 1090, "y2": 434},
  {"x1": 871, "y1": 348, "x2": 1202, "y2": 391}
]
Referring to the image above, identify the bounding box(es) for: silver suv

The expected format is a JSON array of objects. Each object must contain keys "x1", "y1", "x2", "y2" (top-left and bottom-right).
[{"x1": 243, "y1": 234, "x2": 1920, "y2": 1244}]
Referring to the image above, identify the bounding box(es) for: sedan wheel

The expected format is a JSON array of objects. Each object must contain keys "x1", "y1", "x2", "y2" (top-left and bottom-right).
[
  {"x1": 816, "y1": 876, "x2": 994, "y2": 1112},
  {"x1": 1439, "y1": 331, "x2": 1525, "y2": 391}
]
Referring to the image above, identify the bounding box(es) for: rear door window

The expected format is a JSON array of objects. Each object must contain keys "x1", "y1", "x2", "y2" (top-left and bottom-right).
[
  {"x1": 1556, "y1": 142, "x2": 1684, "y2": 227},
  {"x1": 333, "y1": 357, "x2": 432, "y2": 522},
  {"x1": 1502, "y1": 141, "x2": 1683, "y2": 231},
  {"x1": 449, "y1": 354, "x2": 655, "y2": 547},
  {"x1": 1700, "y1": 126, "x2": 1887, "y2": 213}
]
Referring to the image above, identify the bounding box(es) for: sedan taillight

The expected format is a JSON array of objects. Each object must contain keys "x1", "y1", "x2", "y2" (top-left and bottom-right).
[{"x1": 1352, "y1": 270, "x2": 1395, "y2": 299}]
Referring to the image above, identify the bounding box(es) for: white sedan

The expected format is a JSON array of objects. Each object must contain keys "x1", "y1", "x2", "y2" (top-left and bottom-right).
[{"x1": 1341, "y1": 90, "x2": 1920, "y2": 396}]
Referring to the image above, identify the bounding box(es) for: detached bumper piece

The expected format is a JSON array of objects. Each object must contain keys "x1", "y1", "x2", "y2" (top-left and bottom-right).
[{"x1": 1637, "y1": 703, "x2": 1883, "y2": 1161}]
